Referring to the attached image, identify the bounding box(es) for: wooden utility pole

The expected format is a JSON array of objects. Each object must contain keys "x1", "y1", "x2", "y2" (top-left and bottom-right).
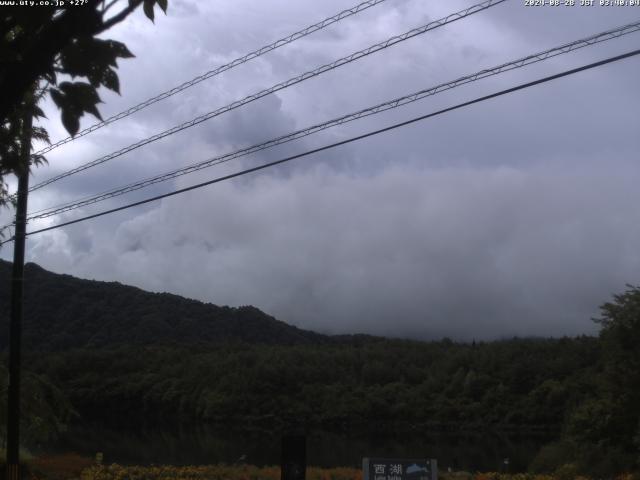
[{"x1": 5, "y1": 104, "x2": 32, "y2": 480}]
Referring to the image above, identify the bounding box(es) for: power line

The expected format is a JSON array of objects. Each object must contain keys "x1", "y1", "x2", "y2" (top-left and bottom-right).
[
  {"x1": 2, "y1": 48, "x2": 635, "y2": 245},
  {"x1": 26, "y1": 20, "x2": 640, "y2": 221},
  {"x1": 33, "y1": 0, "x2": 392, "y2": 157},
  {"x1": 27, "y1": 0, "x2": 506, "y2": 193}
]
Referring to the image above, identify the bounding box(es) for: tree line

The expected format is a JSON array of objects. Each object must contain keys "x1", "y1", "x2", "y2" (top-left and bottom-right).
[{"x1": 1, "y1": 260, "x2": 639, "y2": 474}]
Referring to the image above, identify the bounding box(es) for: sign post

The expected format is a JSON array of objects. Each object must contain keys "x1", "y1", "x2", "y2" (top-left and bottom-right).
[
  {"x1": 363, "y1": 458, "x2": 437, "y2": 480},
  {"x1": 281, "y1": 434, "x2": 306, "y2": 480}
]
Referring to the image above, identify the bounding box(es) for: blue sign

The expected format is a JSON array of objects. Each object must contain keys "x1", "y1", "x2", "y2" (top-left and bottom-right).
[{"x1": 363, "y1": 458, "x2": 437, "y2": 480}]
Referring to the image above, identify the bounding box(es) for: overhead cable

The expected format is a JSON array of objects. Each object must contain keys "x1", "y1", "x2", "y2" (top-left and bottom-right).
[
  {"x1": 33, "y1": 0, "x2": 392, "y2": 156},
  {"x1": 27, "y1": 20, "x2": 640, "y2": 220},
  {"x1": 28, "y1": 0, "x2": 507, "y2": 193},
  {"x1": 2, "y1": 47, "x2": 635, "y2": 245}
]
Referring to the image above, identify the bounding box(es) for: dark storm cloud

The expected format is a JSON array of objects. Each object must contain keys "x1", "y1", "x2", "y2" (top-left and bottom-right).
[
  {"x1": 34, "y1": 163, "x2": 638, "y2": 340},
  {"x1": 3, "y1": 0, "x2": 639, "y2": 340}
]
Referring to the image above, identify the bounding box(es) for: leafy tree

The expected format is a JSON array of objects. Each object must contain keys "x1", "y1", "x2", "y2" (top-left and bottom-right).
[
  {"x1": 0, "y1": 90, "x2": 48, "y2": 208},
  {"x1": 0, "y1": 0, "x2": 168, "y2": 208},
  {"x1": 595, "y1": 285, "x2": 640, "y2": 452},
  {"x1": 562, "y1": 285, "x2": 640, "y2": 474},
  {"x1": 0, "y1": 362, "x2": 75, "y2": 446}
]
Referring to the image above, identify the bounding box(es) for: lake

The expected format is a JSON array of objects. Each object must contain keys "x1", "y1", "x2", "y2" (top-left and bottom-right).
[{"x1": 41, "y1": 425, "x2": 555, "y2": 472}]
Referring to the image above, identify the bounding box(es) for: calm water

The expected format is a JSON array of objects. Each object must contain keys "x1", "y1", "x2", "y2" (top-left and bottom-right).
[{"x1": 41, "y1": 425, "x2": 554, "y2": 472}]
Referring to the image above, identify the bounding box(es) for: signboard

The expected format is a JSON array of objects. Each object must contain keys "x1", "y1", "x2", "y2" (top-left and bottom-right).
[{"x1": 363, "y1": 458, "x2": 437, "y2": 480}]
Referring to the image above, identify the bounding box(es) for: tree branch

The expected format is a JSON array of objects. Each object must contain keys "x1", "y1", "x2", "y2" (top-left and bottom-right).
[
  {"x1": 0, "y1": 0, "x2": 143, "y2": 123},
  {"x1": 99, "y1": 0, "x2": 144, "y2": 33},
  {"x1": 102, "y1": 0, "x2": 120, "y2": 14}
]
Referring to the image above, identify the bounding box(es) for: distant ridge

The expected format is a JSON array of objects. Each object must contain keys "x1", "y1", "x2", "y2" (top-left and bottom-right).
[{"x1": 0, "y1": 259, "x2": 330, "y2": 351}]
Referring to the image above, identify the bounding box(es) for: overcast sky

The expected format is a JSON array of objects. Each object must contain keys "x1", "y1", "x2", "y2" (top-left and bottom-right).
[{"x1": 2, "y1": 0, "x2": 640, "y2": 340}]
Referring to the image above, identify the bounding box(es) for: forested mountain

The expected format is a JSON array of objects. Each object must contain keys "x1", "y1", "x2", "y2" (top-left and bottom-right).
[
  {"x1": 1, "y1": 260, "x2": 639, "y2": 474},
  {"x1": 27, "y1": 338, "x2": 600, "y2": 432},
  {"x1": 0, "y1": 260, "x2": 327, "y2": 350}
]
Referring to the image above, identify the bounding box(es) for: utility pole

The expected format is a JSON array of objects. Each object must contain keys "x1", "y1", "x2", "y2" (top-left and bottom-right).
[{"x1": 5, "y1": 101, "x2": 32, "y2": 480}]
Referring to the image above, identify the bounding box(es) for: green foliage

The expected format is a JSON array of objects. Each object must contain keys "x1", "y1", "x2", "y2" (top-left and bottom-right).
[
  {"x1": 46, "y1": 36, "x2": 137, "y2": 135},
  {"x1": 0, "y1": 89, "x2": 48, "y2": 215},
  {"x1": 558, "y1": 286, "x2": 640, "y2": 474},
  {"x1": 0, "y1": 362, "x2": 75, "y2": 446},
  {"x1": 2, "y1": 261, "x2": 640, "y2": 475},
  {"x1": 551, "y1": 464, "x2": 579, "y2": 480},
  {"x1": 0, "y1": 261, "x2": 602, "y2": 439},
  {"x1": 58, "y1": 37, "x2": 134, "y2": 93},
  {"x1": 0, "y1": 448, "x2": 33, "y2": 466},
  {"x1": 50, "y1": 81, "x2": 104, "y2": 135},
  {"x1": 144, "y1": 0, "x2": 168, "y2": 22},
  {"x1": 528, "y1": 442, "x2": 576, "y2": 474},
  {"x1": 0, "y1": 0, "x2": 168, "y2": 207},
  {"x1": 598, "y1": 286, "x2": 640, "y2": 413},
  {"x1": 0, "y1": 260, "x2": 325, "y2": 351},
  {"x1": 18, "y1": 337, "x2": 601, "y2": 434}
]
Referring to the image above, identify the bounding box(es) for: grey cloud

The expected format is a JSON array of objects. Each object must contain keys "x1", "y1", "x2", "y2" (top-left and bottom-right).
[
  {"x1": 24, "y1": 162, "x2": 640, "y2": 340},
  {"x1": 3, "y1": 0, "x2": 638, "y2": 341}
]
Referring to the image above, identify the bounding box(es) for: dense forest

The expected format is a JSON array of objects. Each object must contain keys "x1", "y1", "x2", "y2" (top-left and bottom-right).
[
  {"x1": 0, "y1": 261, "x2": 327, "y2": 350},
  {"x1": 21, "y1": 338, "x2": 598, "y2": 431},
  {"x1": 1, "y1": 261, "x2": 639, "y2": 475}
]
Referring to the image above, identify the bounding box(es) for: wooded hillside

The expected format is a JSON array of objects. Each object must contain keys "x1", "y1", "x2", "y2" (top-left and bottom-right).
[{"x1": 1, "y1": 261, "x2": 639, "y2": 475}]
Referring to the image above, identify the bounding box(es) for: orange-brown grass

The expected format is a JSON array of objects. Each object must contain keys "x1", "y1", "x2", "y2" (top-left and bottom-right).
[
  {"x1": 21, "y1": 459, "x2": 638, "y2": 480},
  {"x1": 81, "y1": 464, "x2": 362, "y2": 480},
  {"x1": 30, "y1": 453, "x2": 94, "y2": 480}
]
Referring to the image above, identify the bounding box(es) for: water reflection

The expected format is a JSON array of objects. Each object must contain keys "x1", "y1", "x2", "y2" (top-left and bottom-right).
[{"x1": 42, "y1": 425, "x2": 554, "y2": 472}]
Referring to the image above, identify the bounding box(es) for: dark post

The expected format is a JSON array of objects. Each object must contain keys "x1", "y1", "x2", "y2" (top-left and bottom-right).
[
  {"x1": 5, "y1": 106, "x2": 32, "y2": 480},
  {"x1": 281, "y1": 434, "x2": 306, "y2": 480}
]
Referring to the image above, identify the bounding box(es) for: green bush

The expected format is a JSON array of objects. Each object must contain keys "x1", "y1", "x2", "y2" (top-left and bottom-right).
[{"x1": 528, "y1": 442, "x2": 575, "y2": 474}]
